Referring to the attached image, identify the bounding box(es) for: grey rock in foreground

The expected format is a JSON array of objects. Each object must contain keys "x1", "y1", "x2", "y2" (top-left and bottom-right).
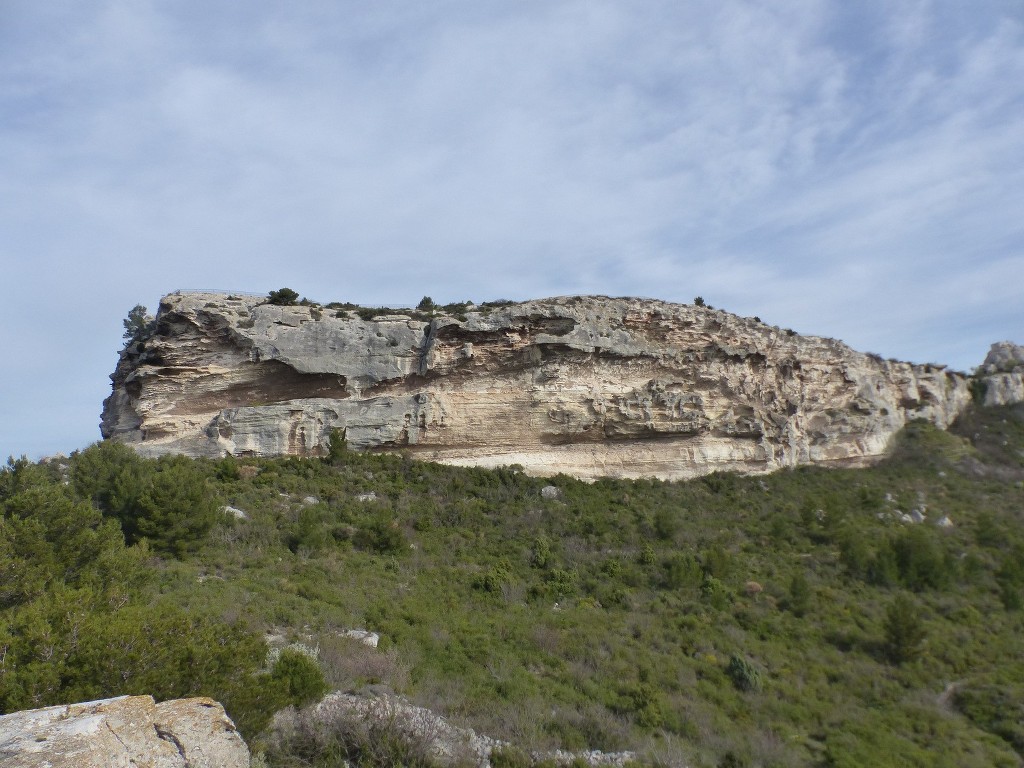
[
  {"x1": 102, "y1": 291, "x2": 1012, "y2": 480},
  {"x1": 270, "y1": 691, "x2": 639, "y2": 768},
  {"x1": 0, "y1": 695, "x2": 249, "y2": 768}
]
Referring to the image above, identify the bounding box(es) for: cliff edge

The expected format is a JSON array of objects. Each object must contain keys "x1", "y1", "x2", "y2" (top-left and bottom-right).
[{"x1": 102, "y1": 292, "x2": 977, "y2": 480}]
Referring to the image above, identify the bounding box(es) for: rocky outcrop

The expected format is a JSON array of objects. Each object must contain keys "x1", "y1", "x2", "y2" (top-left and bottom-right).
[
  {"x1": 269, "y1": 691, "x2": 636, "y2": 767},
  {"x1": 0, "y1": 695, "x2": 248, "y2": 768},
  {"x1": 978, "y1": 341, "x2": 1024, "y2": 407},
  {"x1": 101, "y1": 291, "x2": 978, "y2": 480}
]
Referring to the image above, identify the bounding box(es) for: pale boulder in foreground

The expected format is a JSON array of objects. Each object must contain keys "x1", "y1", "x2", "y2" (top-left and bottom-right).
[{"x1": 0, "y1": 695, "x2": 249, "y2": 768}]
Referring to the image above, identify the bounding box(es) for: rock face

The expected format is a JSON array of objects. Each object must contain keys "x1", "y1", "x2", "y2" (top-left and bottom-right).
[
  {"x1": 102, "y1": 291, "x2": 977, "y2": 480},
  {"x1": 978, "y1": 341, "x2": 1024, "y2": 407},
  {"x1": 271, "y1": 691, "x2": 635, "y2": 767},
  {"x1": 0, "y1": 695, "x2": 249, "y2": 768}
]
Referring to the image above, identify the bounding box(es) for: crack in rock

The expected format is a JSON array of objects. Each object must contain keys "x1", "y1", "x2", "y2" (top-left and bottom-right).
[{"x1": 155, "y1": 724, "x2": 188, "y2": 764}]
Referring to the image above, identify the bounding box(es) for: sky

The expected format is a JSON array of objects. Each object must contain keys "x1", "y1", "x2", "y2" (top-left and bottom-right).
[{"x1": 1, "y1": 0, "x2": 1022, "y2": 460}]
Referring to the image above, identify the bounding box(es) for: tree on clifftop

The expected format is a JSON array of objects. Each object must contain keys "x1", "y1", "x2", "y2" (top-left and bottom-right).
[
  {"x1": 268, "y1": 287, "x2": 300, "y2": 306},
  {"x1": 122, "y1": 305, "x2": 154, "y2": 342}
]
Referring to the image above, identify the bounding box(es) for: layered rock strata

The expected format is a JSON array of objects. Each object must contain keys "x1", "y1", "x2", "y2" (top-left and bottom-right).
[
  {"x1": 0, "y1": 695, "x2": 248, "y2": 768},
  {"x1": 102, "y1": 292, "x2": 976, "y2": 480}
]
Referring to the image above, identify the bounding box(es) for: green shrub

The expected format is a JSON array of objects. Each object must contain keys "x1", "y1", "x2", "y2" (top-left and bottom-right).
[
  {"x1": 530, "y1": 534, "x2": 553, "y2": 568},
  {"x1": 725, "y1": 655, "x2": 763, "y2": 692},
  {"x1": 701, "y1": 575, "x2": 732, "y2": 610},
  {"x1": 884, "y1": 594, "x2": 927, "y2": 664},
  {"x1": 327, "y1": 428, "x2": 348, "y2": 464},
  {"x1": 70, "y1": 441, "x2": 142, "y2": 512},
  {"x1": 954, "y1": 683, "x2": 1024, "y2": 754},
  {"x1": 353, "y1": 518, "x2": 405, "y2": 554},
  {"x1": 70, "y1": 444, "x2": 218, "y2": 556},
  {"x1": 122, "y1": 304, "x2": 154, "y2": 342},
  {"x1": 969, "y1": 378, "x2": 988, "y2": 405},
  {"x1": 268, "y1": 288, "x2": 300, "y2": 306},
  {"x1": 271, "y1": 648, "x2": 328, "y2": 708},
  {"x1": 619, "y1": 681, "x2": 666, "y2": 729},
  {"x1": 663, "y1": 553, "x2": 702, "y2": 590},
  {"x1": 473, "y1": 561, "x2": 514, "y2": 593},
  {"x1": 653, "y1": 507, "x2": 679, "y2": 540},
  {"x1": 490, "y1": 746, "x2": 533, "y2": 768},
  {"x1": 893, "y1": 526, "x2": 951, "y2": 591},
  {"x1": 784, "y1": 571, "x2": 812, "y2": 616}
]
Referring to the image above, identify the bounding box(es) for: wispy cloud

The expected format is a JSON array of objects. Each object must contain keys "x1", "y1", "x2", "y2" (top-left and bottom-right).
[{"x1": 1, "y1": 0, "x2": 1022, "y2": 457}]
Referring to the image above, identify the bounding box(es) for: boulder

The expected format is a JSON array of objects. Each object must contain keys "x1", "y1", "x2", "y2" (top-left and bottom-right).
[
  {"x1": 978, "y1": 342, "x2": 1024, "y2": 407},
  {"x1": 980, "y1": 341, "x2": 1024, "y2": 373},
  {"x1": 0, "y1": 695, "x2": 249, "y2": 768}
]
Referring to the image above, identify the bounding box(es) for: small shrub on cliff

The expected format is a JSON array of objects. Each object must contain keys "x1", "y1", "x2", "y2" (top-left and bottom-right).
[
  {"x1": 357, "y1": 307, "x2": 384, "y2": 321},
  {"x1": 268, "y1": 287, "x2": 300, "y2": 306},
  {"x1": 326, "y1": 428, "x2": 348, "y2": 465},
  {"x1": 970, "y1": 377, "x2": 989, "y2": 405},
  {"x1": 122, "y1": 304, "x2": 154, "y2": 343}
]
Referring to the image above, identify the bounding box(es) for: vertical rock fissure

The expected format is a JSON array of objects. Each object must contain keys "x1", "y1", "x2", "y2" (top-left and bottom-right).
[
  {"x1": 155, "y1": 724, "x2": 188, "y2": 764},
  {"x1": 418, "y1": 320, "x2": 436, "y2": 376},
  {"x1": 104, "y1": 722, "x2": 141, "y2": 767}
]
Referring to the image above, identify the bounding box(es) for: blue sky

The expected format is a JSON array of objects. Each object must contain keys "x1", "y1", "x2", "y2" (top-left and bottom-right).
[{"x1": 2, "y1": 1, "x2": 1022, "y2": 459}]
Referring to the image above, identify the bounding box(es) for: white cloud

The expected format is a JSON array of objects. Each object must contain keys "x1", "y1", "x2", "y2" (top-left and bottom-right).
[{"x1": 1, "y1": 0, "x2": 1022, "y2": 456}]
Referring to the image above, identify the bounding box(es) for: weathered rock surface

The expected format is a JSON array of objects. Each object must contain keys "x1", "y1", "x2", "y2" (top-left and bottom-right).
[
  {"x1": 102, "y1": 291, "x2": 987, "y2": 480},
  {"x1": 978, "y1": 341, "x2": 1024, "y2": 407},
  {"x1": 0, "y1": 695, "x2": 248, "y2": 768},
  {"x1": 271, "y1": 691, "x2": 636, "y2": 767}
]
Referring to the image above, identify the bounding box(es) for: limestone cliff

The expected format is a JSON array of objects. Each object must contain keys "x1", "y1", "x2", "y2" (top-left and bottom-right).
[
  {"x1": 978, "y1": 341, "x2": 1024, "y2": 407},
  {"x1": 102, "y1": 291, "x2": 976, "y2": 481}
]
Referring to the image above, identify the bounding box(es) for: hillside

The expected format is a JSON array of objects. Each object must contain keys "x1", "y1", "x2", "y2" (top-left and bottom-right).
[
  {"x1": 102, "y1": 291, "x2": 978, "y2": 480},
  {"x1": 4, "y1": 400, "x2": 1024, "y2": 766}
]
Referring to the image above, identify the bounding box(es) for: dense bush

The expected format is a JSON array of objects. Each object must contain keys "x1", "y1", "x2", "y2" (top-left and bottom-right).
[
  {"x1": 725, "y1": 655, "x2": 763, "y2": 693},
  {"x1": 122, "y1": 304, "x2": 154, "y2": 342},
  {"x1": 0, "y1": 461, "x2": 280, "y2": 736},
  {"x1": 883, "y1": 594, "x2": 927, "y2": 664},
  {"x1": 270, "y1": 649, "x2": 328, "y2": 709},
  {"x1": 268, "y1": 288, "x2": 301, "y2": 306},
  {"x1": 71, "y1": 443, "x2": 219, "y2": 555}
]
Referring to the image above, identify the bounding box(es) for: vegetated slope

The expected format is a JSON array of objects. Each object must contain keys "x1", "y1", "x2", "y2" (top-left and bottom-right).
[{"x1": 4, "y1": 404, "x2": 1024, "y2": 767}]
